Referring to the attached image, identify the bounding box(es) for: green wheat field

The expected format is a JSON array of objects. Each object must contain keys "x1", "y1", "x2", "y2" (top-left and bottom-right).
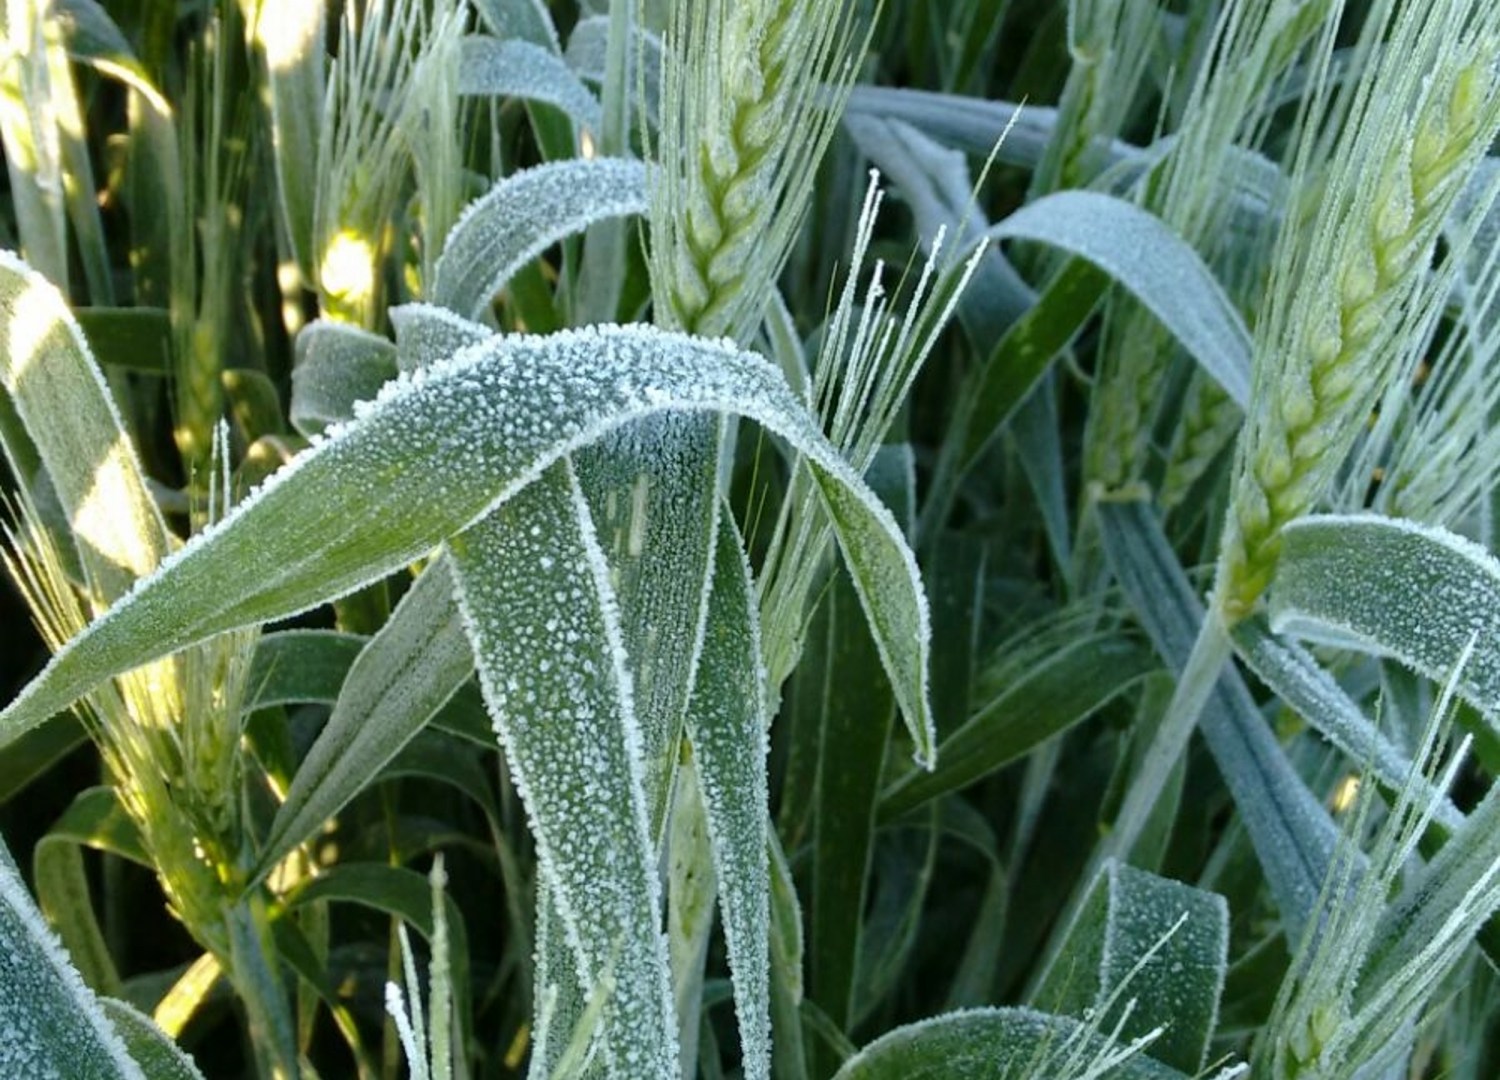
[{"x1": 2, "y1": 0, "x2": 1499, "y2": 1076}]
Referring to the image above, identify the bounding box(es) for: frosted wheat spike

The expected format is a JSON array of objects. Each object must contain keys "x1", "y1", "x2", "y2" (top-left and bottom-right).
[{"x1": 1215, "y1": 11, "x2": 1500, "y2": 624}]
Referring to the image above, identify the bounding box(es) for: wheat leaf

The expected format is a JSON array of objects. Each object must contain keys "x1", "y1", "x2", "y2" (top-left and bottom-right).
[
  {"x1": 0, "y1": 831, "x2": 159, "y2": 1079},
  {"x1": 290, "y1": 320, "x2": 398, "y2": 436},
  {"x1": 1231, "y1": 614, "x2": 1464, "y2": 830},
  {"x1": 1270, "y1": 514, "x2": 1500, "y2": 723},
  {"x1": 985, "y1": 191, "x2": 1252, "y2": 408},
  {"x1": 470, "y1": 0, "x2": 560, "y2": 51},
  {"x1": 97, "y1": 1001, "x2": 206, "y2": 1080},
  {"x1": 432, "y1": 159, "x2": 648, "y2": 320},
  {"x1": 1033, "y1": 861, "x2": 1228, "y2": 1074},
  {"x1": 459, "y1": 37, "x2": 603, "y2": 133},
  {"x1": 1097, "y1": 498, "x2": 1343, "y2": 939},
  {"x1": 0, "y1": 249, "x2": 170, "y2": 602},
  {"x1": 684, "y1": 512, "x2": 770, "y2": 1080},
  {"x1": 1, "y1": 325, "x2": 932, "y2": 770},
  {"x1": 259, "y1": 555, "x2": 474, "y2": 878},
  {"x1": 832, "y1": 1007, "x2": 1187, "y2": 1079},
  {"x1": 449, "y1": 462, "x2": 675, "y2": 1076}
]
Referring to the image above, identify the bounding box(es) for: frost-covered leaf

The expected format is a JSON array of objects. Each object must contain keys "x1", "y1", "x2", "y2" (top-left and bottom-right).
[
  {"x1": 259, "y1": 555, "x2": 474, "y2": 878},
  {"x1": 97, "y1": 1000, "x2": 205, "y2": 1080},
  {"x1": 390, "y1": 302, "x2": 493, "y2": 374},
  {"x1": 1270, "y1": 514, "x2": 1500, "y2": 722},
  {"x1": 684, "y1": 513, "x2": 770, "y2": 1080},
  {"x1": 0, "y1": 830, "x2": 155, "y2": 1079},
  {"x1": 0, "y1": 249, "x2": 170, "y2": 603},
  {"x1": 1231, "y1": 615, "x2": 1463, "y2": 830},
  {"x1": 564, "y1": 16, "x2": 661, "y2": 122},
  {"x1": 846, "y1": 86, "x2": 1132, "y2": 175},
  {"x1": 432, "y1": 159, "x2": 648, "y2": 320},
  {"x1": 1033, "y1": 861, "x2": 1228, "y2": 1074},
  {"x1": 1097, "y1": 499, "x2": 1343, "y2": 939},
  {"x1": 831, "y1": 1007, "x2": 1188, "y2": 1079},
  {"x1": 986, "y1": 191, "x2": 1252, "y2": 408},
  {"x1": 290, "y1": 320, "x2": 397, "y2": 436},
  {"x1": 448, "y1": 462, "x2": 675, "y2": 1077},
  {"x1": 470, "y1": 0, "x2": 560, "y2": 51},
  {"x1": 575, "y1": 414, "x2": 721, "y2": 837},
  {"x1": 459, "y1": 37, "x2": 602, "y2": 133},
  {"x1": 2, "y1": 325, "x2": 932, "y2": 772}
]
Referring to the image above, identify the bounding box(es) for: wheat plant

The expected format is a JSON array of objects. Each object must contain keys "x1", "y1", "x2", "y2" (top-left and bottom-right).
[{"x1": 3, "y1": 0, "x2": 1500, "y2": 1078}]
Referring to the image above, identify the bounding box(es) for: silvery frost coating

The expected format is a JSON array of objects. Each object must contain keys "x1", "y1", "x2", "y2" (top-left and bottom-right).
[
  {"x1": 457, "y1": 37, "x2": 603, "y2": 132},
  {"x1": 682, "y1": 516, "x2": 772, "y2": 1078},
  {"x1": 0, "y1": 323, "x2": 935, "y2": 773},
  {"x1": 449, "y1": 463, "x2": 674, "y2": 1077},
  {"x1": 0, "y1": 835, "x2": 148, "y2": 1080},
  {"x1": 1270, "y1": 513, "x2": 1500, "y2": 718},
  {"x1": 431, "y1": 158, "x2": 648, "y2": 321}
]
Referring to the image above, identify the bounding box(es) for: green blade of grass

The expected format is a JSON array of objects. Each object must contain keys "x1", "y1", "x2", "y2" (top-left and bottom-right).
[
  {"x1": 1231, "y1": 614, "x2": 1464, "y2": 830},
  {"x1": 0, "y1": 831, "x2": 161, "y2": 1079},
  {"x1": 880, "y1": 632, "x2": 1156, "y2": 820},
  {"x1": 258, "y1": 555, "x2": 474, "y2": 881},
  {"x1": 97, "y1": 1000, "x2": 207, "y2": 1080},
  {"x1": 831, "y1": 1007, "x2": 1188, "y2": 1079},
  {"x1": 1097, "y1": 498, "x2": 1342, "y2": 939},
  {"x1": 685, "y1": 512, "x2": 771, "y2": 1080},
  {"x1": 0, "y1": 250, "x2": 172, "y2": 602}
]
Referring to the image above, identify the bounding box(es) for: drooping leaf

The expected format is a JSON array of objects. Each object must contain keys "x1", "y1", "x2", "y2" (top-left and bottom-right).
[
  {"x1": 459, "y1": 37, "x2": 603, "y2": 134},
  {"x1": 984, "y1": 191, "x2": 1252, "y2": 409},
  {"x1": 831, "y1": 1007, "x2": 1188, "y2": 1079},
  {"x1": 2, "y1": 325, "x2": 932, "y2": 773},
  {"x1": 432, "y1": 160, "x2": 648, "y2": 320},
  {"x1": 1097, "y1": 498, "x2": 1343, "y2": 939},
  {"x1": 470, "y1": 0, "x2": 560, "y2": 51},
  {"x1": 683, "y1": 513, "x2": 770, "y2": 1079},
  {"x1": 259, "y1": 555, "x2": 474, "y2": 878},
  {"x1": 448, "y1": 462, "x2": 675, "y2": 1076},
  {"x1": 1033, "y1": 861, "x2": 1228, "y2": 1074},
  {"x1": 1270, "y1": 514, "x2": 1500, "y2": 721}
]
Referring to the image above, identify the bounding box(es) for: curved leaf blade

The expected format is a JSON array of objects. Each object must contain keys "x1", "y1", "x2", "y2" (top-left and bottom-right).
[
  {"x1": 290, "y1": 320, "x2": 398, "y2": 437},
  {"x1": 432, "y1": 159, "x2": 647, "y2": 320},
  {"x1": 986, "y1": 191, "x2": 1252, "y2": 409},
  {"x1": 1033, "y1": 861, "x2": 1228, "y2": 1074},
  {"x1": 832, "y1": 1007, "x2": 1188, "y2": 1079},
  {"x1": 2, "y1": 325, "x2": 932, "y2": 770},
  {"x1": 1271, "y1": 514, "x2": 1500, "y2": 721},
  {"x1": 459, "y1": 37, "x2": 602, "y2": 133}
]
